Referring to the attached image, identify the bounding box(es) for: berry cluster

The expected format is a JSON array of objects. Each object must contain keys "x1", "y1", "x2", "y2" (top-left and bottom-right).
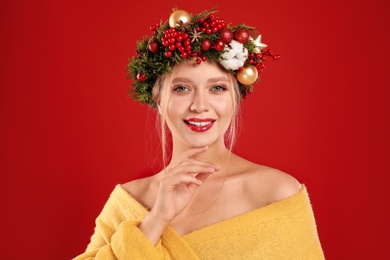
[
  {"x1": 196, "y1": 14, "x2": 227, "y2": 35},
  {"x1": 247, "y1": 52, "x2": 266, "y2": 73},
  {"x1": 160, "y1": 28, "x2": 193, "y2": 59},
  {"x1": 148, "y1": 13, "x2": 234, "y2": 65},
  {"x1": 247, "y1": 49, "x2": 280, "y2": 73}
]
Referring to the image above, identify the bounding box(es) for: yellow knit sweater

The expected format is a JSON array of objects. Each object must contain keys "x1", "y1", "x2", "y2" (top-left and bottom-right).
[{"x1": 74, "y1": 184, "x2": 324, "y2": 259}]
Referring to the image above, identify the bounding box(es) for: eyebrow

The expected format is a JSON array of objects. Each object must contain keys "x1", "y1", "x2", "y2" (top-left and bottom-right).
[{"x1": 172, "y1": 76, "x2": 229, "y2": 84}]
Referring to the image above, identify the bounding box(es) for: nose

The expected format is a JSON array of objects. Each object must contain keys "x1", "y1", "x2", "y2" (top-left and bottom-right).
[{"x1": 190, "y1": 90, "x2": 209, "y2": 113}]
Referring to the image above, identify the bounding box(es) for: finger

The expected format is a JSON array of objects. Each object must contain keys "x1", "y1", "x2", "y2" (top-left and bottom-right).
[
  {"x1": 180, "y1": 175, "x2": 203, "y2": 185},
  {"x1": 180, "y1": 159, "x2": 218, "y2": 169},
  {"x1": 170, "y1": 164, "x2": 217, "y2": 177},
  {"x1": 195, "y1": 172, "x2": 211, "y2": 183},
  {"x1": 165, "y1": 174, "x2": 203, "y2": 188}
]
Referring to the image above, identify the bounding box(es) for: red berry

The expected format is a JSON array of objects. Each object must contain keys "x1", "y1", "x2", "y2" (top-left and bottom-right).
[
  {"x1": 137, "y1": 73, "x2": 146, "y2": 82},
  {"x1": 201, "y1": 39, "x2": 211, "y2": 51},
  {"x1": 148, "y1": 41, "x2": 159, "y2": 53},
  {"x1": 176, "y1": 35, "x2": 183, "y2": 42},
  {"x1": 234, "y1": 28, "x2": 250, "y2": 44},
  {"x1": 165, "y1": 51, "x2": 172, "y2": 58},
  {"x1": 214, "y1": 39, "x2": 225, "y2": 51},
  {"x1": 183, "y1": 39, "x2": 191, "y2": 46},
  {"x1": 181, "y1": 52, "x2": 188, "y2": 58},
  {"x1": 201, "y1": 56, "x2": 207, "y2": 62},
  {"x1": 219, "y1": 28, "x2": 233, "y2": 43},
  {"x1": 175, "y1": 42, "x2": 182, "y2": 49},
  {"x1": 196, "y1": 58, "x2": 201, "y2": 64}
]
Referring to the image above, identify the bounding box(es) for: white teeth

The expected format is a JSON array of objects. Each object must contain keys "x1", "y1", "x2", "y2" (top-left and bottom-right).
[{"x1": 188, "y1": 121, "x2": 212, "y2": 127}]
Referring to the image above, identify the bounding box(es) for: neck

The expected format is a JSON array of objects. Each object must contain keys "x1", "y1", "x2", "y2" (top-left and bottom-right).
[{"x1": 168, "y1": 139, "x2": 232, "y2": 168}]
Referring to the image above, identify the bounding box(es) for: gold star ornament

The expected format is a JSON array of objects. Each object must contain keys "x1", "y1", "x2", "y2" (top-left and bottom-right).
[{"x1": 252, "y1": 35, "x2": 268, "y2": 53}]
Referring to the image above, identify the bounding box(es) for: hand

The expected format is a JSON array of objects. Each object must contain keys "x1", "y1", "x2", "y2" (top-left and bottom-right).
[{"x1": 151, "y1": 146, "x2": 220, "y2": 225}]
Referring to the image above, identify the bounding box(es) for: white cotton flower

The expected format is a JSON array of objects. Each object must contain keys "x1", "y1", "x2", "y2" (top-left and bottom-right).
[
  {"x1": 220, "y1": 59, "x2": 244, "y2": 71},
  {"x1": 221, "y1": 49, "x2": 236, "y2": 60},
  {"x1": 219, "y1": 40, "x2": 249, "y2": 70},
  {"x1": 230, "y1": 40, "x2": 244, "y2": 53}
]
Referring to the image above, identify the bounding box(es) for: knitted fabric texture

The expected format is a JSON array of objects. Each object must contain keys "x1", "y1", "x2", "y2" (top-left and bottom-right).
[{"x1": 74, "y1": 184, "x2": 324, "y2": 259}]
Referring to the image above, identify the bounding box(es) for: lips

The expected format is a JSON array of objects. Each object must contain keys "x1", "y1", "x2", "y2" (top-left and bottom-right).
[{"x1": 184, "y1": 118, "x2": 216, "y2": 132}]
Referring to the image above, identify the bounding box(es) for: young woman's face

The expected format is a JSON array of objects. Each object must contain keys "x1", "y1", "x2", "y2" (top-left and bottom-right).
[{"x1": 160, "y1": 61, "x2": 235, "y2": 148}]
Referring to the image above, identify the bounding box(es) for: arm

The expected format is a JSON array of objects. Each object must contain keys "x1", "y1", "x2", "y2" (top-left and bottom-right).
[
  {"x1": 74, "y1": 147, "x2": 219, "y2": 259},
  {"x1": 73, "y1": 219, "x2": 164, "y2": 260}
]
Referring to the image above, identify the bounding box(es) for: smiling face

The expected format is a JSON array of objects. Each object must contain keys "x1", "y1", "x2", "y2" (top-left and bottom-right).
[{"x1": 157, "y1": 61, "x2": 239, "y2": 149}]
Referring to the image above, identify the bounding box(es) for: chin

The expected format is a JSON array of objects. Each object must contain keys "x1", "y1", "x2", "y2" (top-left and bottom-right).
[{"x1": 182, "y1": 136, "x2": 220, "y2": 148}]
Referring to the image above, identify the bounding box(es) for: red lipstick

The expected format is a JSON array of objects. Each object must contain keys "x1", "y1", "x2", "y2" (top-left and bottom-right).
[{"x1": 184, "y1": 118, "x2": 215, "y2": 132}]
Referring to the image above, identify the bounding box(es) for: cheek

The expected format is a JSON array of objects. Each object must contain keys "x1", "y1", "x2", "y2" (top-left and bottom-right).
[
  {"x1": 213, "y1": 96, "x2": 235, "y2": 117},
  {"x1": 166, "y1": 96, "x2": 189, "y2": 121}
]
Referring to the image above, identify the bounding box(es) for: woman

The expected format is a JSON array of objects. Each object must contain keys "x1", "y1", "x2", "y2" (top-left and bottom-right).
[{"x1": 74, "y1": 8, "x2": 324, "y2": 259}]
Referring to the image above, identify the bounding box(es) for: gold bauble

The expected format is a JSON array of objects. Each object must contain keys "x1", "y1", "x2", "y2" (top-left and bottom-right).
[
  {"x1": 236, "y1": 65, "x2": 259, "y2": 85},
  {"x1": 169, "y1": 10, "x2": 192, "y2": 28}
]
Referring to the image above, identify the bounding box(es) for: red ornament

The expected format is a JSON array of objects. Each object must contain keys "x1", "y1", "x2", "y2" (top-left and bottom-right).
[
  {"x1": 219, "y1": 28, "x2": 233, "y2": 43},
  {"x1": 234, "y1": 28, "x2": 250, "y2": 44},
  {"x1": 201, "y1": 39, "x2": 211, "y2": 51},
  {"x1": 148, "y1": 41, "x2": 159, "y2": 53},
  {"x1": 165, "y1": 51, "x2": 172, "y2": 58},
  {"x1": 137, "y1": 73, "x2": 146, "y2": 82},
  {"x1": 214, "y1": 39, "x2": 225, "y2": 51}
]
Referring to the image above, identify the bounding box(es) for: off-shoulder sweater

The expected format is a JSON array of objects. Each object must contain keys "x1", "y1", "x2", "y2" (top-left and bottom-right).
[{"x1": 74, "y1": 184, "x2": 324, "y2": 259}]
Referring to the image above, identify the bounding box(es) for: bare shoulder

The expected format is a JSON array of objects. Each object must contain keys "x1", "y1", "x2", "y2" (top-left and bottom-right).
[
  {"x1": 256, "y1": 165, "x2": 302, "y2": 201},
  {"x1": 231, "y1": 155, "x2": 302, "y2": 205},
  {"x1": 121, "y1": 175, "x2": 158, "y2": 209}
]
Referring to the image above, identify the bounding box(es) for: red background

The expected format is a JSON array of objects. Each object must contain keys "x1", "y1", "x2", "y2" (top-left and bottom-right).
[{"x1": 1, "y1": 0, "x2": 389, "y2": 259}]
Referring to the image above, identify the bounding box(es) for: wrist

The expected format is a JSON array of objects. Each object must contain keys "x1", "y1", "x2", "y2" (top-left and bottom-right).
[{"x1": 139, "y1": 212, "x2": 170, "y2": 246}]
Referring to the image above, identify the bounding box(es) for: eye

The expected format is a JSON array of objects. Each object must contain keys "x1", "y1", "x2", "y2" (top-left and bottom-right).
[
  {"x1": 211, "y1": 85, "x2": 227, "y2": 92},
  {"x1": 173, "y1": 85, "x2": 189, "y2": 92}
]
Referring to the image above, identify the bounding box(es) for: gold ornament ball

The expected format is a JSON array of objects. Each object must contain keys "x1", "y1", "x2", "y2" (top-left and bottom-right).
[
  {"x1": 236, "y1": 65, "x2": 259, "y2": 85},
  {"x1": 169, "y1": 10, "x2": 192, "y2": 28}
]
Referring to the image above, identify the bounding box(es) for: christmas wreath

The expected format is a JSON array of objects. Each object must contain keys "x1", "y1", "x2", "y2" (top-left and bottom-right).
[{"x1": 126, "y1": 7, "x2": 279, "y2": 107}]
